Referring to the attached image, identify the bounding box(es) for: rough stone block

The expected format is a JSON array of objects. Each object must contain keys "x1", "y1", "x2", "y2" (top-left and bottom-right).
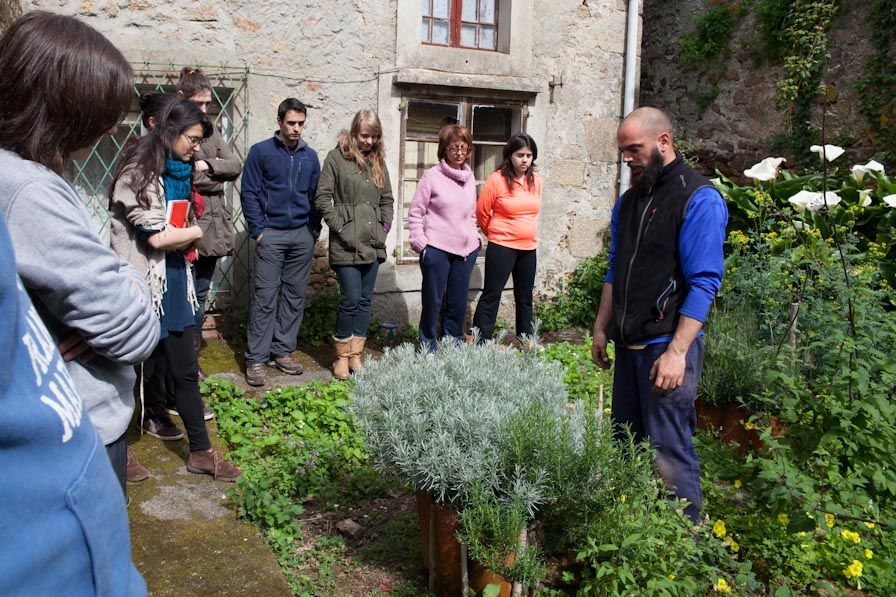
[
  {"x1": 547, "y1": 159, "x2": 586, "y2": 188},
  {"x1": 583, "y1": 116, "x2": 620, "y2": 164}
]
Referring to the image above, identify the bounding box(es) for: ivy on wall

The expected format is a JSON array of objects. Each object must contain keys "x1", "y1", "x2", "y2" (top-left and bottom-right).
[{"x1": 855, "y1": 0, "x2": 896, "y2": 160}]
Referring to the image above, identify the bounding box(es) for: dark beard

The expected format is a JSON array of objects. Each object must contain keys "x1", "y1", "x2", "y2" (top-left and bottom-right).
[{"x1": 632, "y1": 148, "x2": 664, "y2": 194}]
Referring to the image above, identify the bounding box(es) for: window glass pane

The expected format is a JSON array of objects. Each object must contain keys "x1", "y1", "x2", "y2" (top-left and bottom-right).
[
  {"x1": 479, "y1": 0, "x2": 496, "y2": 23},
  {"x1": 460, "y1": 24, "x2": 477, "y2": 48},
  {"x1": 407, "y1": 101, "x2": 459, "y2": 136},
  {"x1": 432, "y1": 0, "x2": 449, "y2": 18},
  {"x1": 479, "y1": 25, "x2": 496, "y2": 49},
  {"x1": 431, "y1": 19, "x2": 450, "y2": 45},
  {"x1": 471, "y1": 106, "x2": 520, "y2": 142},
  {"x1": 420, "y1": 18, "x2": 431, "y2": 42},
  {"x1": 462, "y1": 0, "x2": 477, "y2": 21},
  {"x1": 473, "y1": 144, "x2": 502, "y2": 182},
  {"x1": 404, "y1": 141, "x2": 421, "y2": 179},
  {"x1": 422, "y1": 0, "x2": 432, "y2": 17}
]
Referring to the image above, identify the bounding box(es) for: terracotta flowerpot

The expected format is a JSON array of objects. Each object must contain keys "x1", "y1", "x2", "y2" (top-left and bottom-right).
[
  {"x1": 416, "y1": 491, "x2": 433, "y2": 571},
  {"x1": 470, "y1": 561, "x2": 512, "y2": 597},
  {"x1": 415, "y1": 493, "x2": 464, "y2": 596},
  {"x1": 432, "y1": 502, "x2": 463, "y2": 596}
]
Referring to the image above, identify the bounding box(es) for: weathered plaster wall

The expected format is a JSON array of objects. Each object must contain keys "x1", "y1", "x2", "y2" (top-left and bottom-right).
[
  {"x1": 29, "y1": 0, "x2": 635, "y2": 327},
  {"x1": 639, "y1": 0, "x2": 881, "y2": 176}
]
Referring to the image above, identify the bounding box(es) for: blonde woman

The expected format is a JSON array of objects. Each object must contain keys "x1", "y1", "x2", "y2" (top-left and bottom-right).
[{"x1": 315, "y1": 110, "x2": 394, "y2": 379}]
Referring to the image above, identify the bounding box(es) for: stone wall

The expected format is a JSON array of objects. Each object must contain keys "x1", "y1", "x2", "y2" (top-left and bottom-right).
[
  {"x1": 28, "y1": 0, "x2": 636, "y2": 327},
  {"x1": 639, "y1": 0, "x2": 882, "y2": 177}
]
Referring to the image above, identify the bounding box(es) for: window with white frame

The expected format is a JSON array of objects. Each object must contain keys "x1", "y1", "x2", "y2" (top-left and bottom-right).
[
  {"x1": 420, "y1": 0, "x2": 499, "y2": 50},
  {"x1": 397, "y1": 95, "x2": 526, "y2": 260}
]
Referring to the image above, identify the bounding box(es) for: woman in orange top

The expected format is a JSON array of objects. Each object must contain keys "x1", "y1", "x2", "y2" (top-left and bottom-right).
[{"x1": 473, "y1": 133, "x2": 542, "y2": 342}]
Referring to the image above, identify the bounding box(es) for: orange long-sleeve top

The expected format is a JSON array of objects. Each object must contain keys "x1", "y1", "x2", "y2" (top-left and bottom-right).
[{"x1": 475, "y1": 170, "x2": 542, "y2": 250}]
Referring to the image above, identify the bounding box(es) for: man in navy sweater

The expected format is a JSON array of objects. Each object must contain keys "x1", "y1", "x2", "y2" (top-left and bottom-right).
[
  {"x1": 592, "y1": 107, "x2": 728, "y2": 523},
  {"x1": 241, "y1": 98, "x2": 321, "y2": 387}
]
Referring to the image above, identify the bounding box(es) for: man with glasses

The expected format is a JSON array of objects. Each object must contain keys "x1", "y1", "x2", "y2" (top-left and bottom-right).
[{"x1": 240, "y1": 98, "x2": 321, "y2": 386}]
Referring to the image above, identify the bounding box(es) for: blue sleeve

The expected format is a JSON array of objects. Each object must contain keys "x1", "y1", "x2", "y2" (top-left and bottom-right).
[
  {"x1": 603, "y1": 197, "x2": 620, "y2": 284},
  {"x1": 239, "y1": 145, "x2": 265, "y2": 239},
  {"x1": 307, "y1": 153, "x2": 322, "y2": 238},
  {"x1": 679, "y1": 187, "x2": 728, "y2": 322}
]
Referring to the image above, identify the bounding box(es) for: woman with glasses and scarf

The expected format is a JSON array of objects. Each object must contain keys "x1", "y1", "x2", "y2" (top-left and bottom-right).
[
  {"x1": 109, "y1": 98, "x2": 241, "y2": 481},
  {"x1": 407, "y1": 124, "x2": 480, "y2": 352}
]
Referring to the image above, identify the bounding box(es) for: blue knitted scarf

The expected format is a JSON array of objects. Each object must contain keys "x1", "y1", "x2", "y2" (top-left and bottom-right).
[{"x1": 162, "y1": 158, "x2": 192, "y2": 202}]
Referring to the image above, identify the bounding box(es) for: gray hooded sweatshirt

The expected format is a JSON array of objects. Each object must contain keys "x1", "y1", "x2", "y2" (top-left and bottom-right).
[{"x1": 0, "y1": 149, "x2": 160, "y2": 444}]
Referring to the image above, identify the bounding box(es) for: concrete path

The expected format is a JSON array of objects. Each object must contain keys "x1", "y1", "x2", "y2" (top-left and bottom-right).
[{"x1": 125, "y1": 342, "x2": 344, "y2": 596}]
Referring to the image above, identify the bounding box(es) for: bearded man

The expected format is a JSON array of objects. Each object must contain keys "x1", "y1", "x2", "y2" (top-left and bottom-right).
[{"x1": 591, "y1": 107, "x2": 728, "y2": 523}]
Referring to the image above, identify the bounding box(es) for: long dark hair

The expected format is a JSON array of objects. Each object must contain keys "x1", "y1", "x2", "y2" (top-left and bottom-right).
[
  {"x1": 0, "y1": 11, "x2": 133, "y2": 175},
  {"x1": 110, "y1": 99, "x2": 211, "y2": 208},
  {"x1": 499, "y1": 133, "x2": 539, "y2": 192}
]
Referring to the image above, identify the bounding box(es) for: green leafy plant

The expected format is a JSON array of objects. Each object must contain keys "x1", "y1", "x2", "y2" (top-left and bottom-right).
[
  {"x1": 677, "y1": 3, "x2": 743, "y2": 68},
  {"x1": 535, "y1": 251, "x2": 608, "y2": 332},
  {"x1": 299, "y1": 285, "x2": 340, "y2": 346}
]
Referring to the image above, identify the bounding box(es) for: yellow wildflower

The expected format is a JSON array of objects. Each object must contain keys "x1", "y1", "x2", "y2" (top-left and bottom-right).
[
  {"x1": 864, "y1": 548, "x2": 873, "y2": 559},
  {"x1": 620, "y1": 494, "x2": 627, "y2": 503},
  {"x1": 778, "y1": 513, "x2": 789, "y2": 526},
  {"x1": 713, "y1": 520, "x2": 727, "y2": 538},
  {"x1": 841, "y1": 530, "x2": 861, "y2": 544},
  {"x1": 744, "y1": 421, "x2": 755, "y2": 430},
  {"x1": 733, "y1": 479, "x2": 742, "y2": 489},
  {"x1": 864, "y1": 521, "x2": 875, "y2": 529},
  {"x1": 714, "y1": 578, "x2": 732, "y2": 593},
  {"x1": 824, "y1": 513, "x2": 835, "y2": 528},
  {"x1": 668, "y1": 574, "x2": 676, "y2": 580},
  {"x1": 725, "y1": 536, "x2": 740, "y2": 553},
  {"x1": 843, "y1": 559, "x2": 863, "y2": 579}
]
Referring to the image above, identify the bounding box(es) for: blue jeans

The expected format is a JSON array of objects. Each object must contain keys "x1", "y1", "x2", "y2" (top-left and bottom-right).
[
  {"x1": 419, "y1": 245, "x2": 479, "y2": 352},
  {"x1": 611, "y1": 337, "x2": 704, "y2": 522},
  {"x1": 246, "y1": 226, "x2": 314, "y2": 365},
  {"x1": 334, "y1": 261, "x2": 380, "y2": 340}
]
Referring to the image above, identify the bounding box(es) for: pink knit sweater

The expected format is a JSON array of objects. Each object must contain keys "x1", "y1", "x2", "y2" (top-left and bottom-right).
[{"x1": 407, "y1": 160, "x2": 480, "y2": 256}]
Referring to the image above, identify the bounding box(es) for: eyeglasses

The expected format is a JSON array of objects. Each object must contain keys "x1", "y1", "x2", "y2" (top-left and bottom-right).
[
  {"x1": 181, "y1": 133, "x2": 203, "y2": 147},
  {"x1": 447, "y1": 143, "x2": 469, "y2": 153}
]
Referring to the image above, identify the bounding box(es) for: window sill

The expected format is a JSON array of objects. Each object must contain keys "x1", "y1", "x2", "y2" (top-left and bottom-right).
[{"x1": 394, "y1": 68, "x2": 542, "y2": 94}]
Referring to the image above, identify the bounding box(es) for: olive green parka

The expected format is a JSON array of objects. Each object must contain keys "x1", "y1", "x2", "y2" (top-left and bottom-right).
[{"x1": 314, "y1": 148, "x2": 394, "y2": 266}]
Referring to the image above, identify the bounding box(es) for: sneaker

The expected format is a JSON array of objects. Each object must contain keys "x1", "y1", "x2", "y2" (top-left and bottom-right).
[
  {"x1": 126, "y1": 446, "x2": 150, "y2": 482},
  {"x1": 142, "y1": 415, "x2": 184, "y2": 441},
  {"x1": 268, "y1": 354, "x2": 303, "y2": 375},
  {"x1": 245, "y1": 362, "x2": 266, "y2": 387},
  {"x1": 186, "y1": 449, "x2": 242, "y2": 481},
  {"x1": 167, "y1": 403, "x2": 215, "y2": 421}
]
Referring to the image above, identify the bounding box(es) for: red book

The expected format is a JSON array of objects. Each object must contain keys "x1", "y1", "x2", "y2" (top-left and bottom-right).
[{"x1": 166, "y1": 200, "x2": 190, "y2": 228}]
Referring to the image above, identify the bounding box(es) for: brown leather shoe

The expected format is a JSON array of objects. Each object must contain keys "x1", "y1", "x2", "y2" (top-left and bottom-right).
[
  {"x1": 126, "y1": 446, "x2": 149, "y2": 482},
  {"x1": 268, "y1": 353, "x2": 303, "y2": 375},
  {"x1": 186, "y1": 449, "x2": 242, "y2": 481},
  {"x1": 245, "y1": 362, "x2": 266, "y2": 387}
]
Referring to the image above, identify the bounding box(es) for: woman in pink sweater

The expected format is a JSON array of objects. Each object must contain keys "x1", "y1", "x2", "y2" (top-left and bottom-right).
[{"x1": 407, "y1": 124, "x2": 481, "y2": 352}]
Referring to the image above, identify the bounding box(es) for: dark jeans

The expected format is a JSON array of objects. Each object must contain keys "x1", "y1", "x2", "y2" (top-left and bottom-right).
[
  {"x1": 246, "y1": 226, "x2": 314, "y2": 365},
  {"x1": 472, "y1": 242, "x2": 536, "y2": 341},
  {"x1": 105, "y1": 431, "x2": 127, "y2": 497},
  {"x1": 141, "y1": 328, "x2": 211, "y2": 452},
  {"x1": 611, "y1": 337, "x2": 704, "y2": 523},
  {"x1": 333, "y1": 261, "x2": 379, "y2": 340},
  {"x1": 419, "y1": 245, "x2": 479, "y2": 352},
  {"x1": 193, "y1": 254, "x2": 219, "y2": 330}
]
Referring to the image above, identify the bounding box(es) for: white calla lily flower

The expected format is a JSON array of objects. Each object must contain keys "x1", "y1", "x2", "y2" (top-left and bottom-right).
[
  {"x1": 743, "y1": 157, "x2": 786, "y2": 181},
  {"x1": 883, "y1": 194, "x2": 896, "y2": 208},
  {"x1": 788, "y1": 190, "x2": 842, "y2": 213},
  {"x1": 809, "y1": 144, "x2": 845, "y2": 162},
  {"x1": 859, "y1": 189, "x2": 872, "y2": 207},
  {"x1": 851, "y1": 160, "x2": 885, "y2": 184}
]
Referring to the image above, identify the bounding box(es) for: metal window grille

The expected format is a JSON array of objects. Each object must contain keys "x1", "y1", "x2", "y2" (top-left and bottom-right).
[{"x1": 68, "y1": 62, "x2": 251, "y2": 316}]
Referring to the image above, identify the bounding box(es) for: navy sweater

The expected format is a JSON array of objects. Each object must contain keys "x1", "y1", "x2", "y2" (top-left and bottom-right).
[{"x1": 240, "y1": 134, "x2": 321, "y2": 239}]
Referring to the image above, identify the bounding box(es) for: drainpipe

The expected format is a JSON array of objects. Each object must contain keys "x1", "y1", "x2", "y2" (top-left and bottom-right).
[{"x1": 619, "y1": 0, "x2": 641, "y2": 195}]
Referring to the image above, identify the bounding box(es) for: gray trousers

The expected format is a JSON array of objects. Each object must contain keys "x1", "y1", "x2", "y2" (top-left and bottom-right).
[{"x1": 246, "y1": 226, "x2": 314, "y2": 365}]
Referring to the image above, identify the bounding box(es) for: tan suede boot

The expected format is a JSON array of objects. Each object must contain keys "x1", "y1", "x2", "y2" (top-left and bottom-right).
[
  {"x1": 348, "y1": 336, "x2": 367, "y2": 374},
  {"x1": 332, "y1": 337, "x2": 352, "y2": 380}
]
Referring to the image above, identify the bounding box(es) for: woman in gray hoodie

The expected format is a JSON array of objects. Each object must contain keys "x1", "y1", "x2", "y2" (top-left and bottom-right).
[{"x1": 0, "y1": 11, "x2": 160, "y2": 494}]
